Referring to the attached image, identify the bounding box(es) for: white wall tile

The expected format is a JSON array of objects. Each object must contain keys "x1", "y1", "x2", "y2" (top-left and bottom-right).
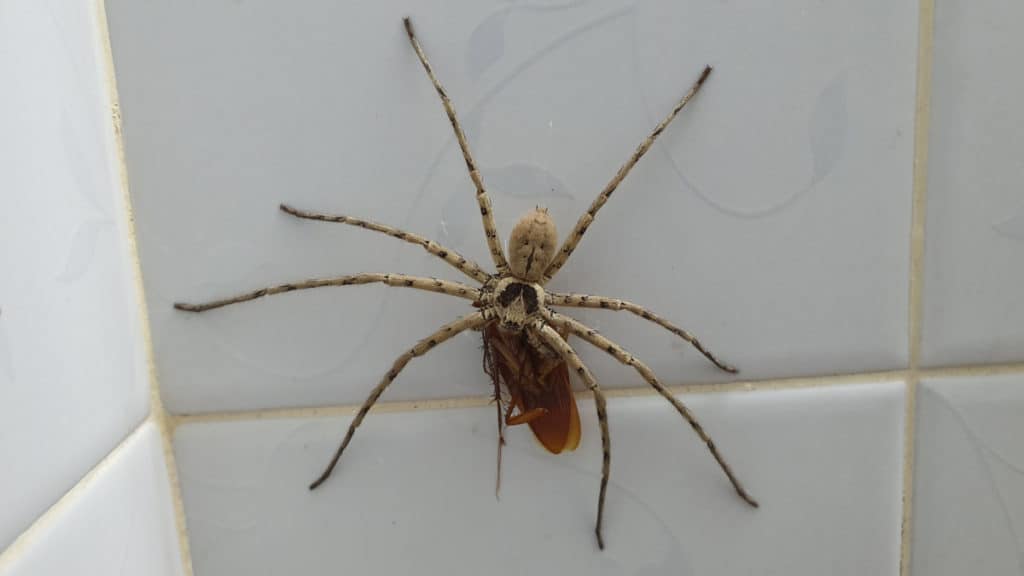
[
  {"x1": 0, "y1": 423, "x2": 184, "y2": 576},
  {"x1": 105, "y1": 0, "x2": 917, "y2": 413},
  {"x1": 922, "y1": 0, "x2": 1024, "y2": 367},
  {"x1": 0, "y1": 0, "x2": 150, "y2": 549},
  {"x1": 175, "y1": 382, "x2": 904, "y2": 575},
  {"x1": 911, "y1": 375, "x2": 1024, "y2": 576}
]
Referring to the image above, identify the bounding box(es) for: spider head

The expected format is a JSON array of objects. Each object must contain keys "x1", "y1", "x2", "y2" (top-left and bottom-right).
[
  {"x1": 493, "y1": 277, "x2": 545, "y2": 332},
  {"x1": 507, "y1": 207, "x2": 557, "y2": 282}
]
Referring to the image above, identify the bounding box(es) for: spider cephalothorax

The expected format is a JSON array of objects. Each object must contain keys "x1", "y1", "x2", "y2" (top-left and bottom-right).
[
  {"x1": 175, "y1": 17, "x2": 756, "y2": 550},
  {"x1": 492, "y1": 275, "x2": 543, "y2": 331}
]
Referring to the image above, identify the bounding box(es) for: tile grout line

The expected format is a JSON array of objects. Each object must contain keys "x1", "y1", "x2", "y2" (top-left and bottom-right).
[
  {"x1": 93, "y1": 1, "x2": 194, "y2": 574},
  {"x1": 901, "y1": 0, "x2": 935, "y2": 574},
  {"x1": 171, "y1": 369, "x2": 910, "y2": 427},
  {"x1": 900, "y1": 380, "x2": 919, "y2": 576},
  {"x1": 920, "y1": 361, "x2": 1024, "y2": 377},
  {"x1": 166, "y1": 359, "x2": 1024, "y2": 428},
  {"x1": 0, "y1": 418, "x2": 154, "y2": 570}
]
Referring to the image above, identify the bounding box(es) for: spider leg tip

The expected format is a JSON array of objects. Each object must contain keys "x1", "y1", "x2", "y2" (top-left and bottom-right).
[
  {"x1": 698, "y1": 65, "x2": 713, "y2": 85},
  {"x1": 713, "y1": 359, "x2": 739, "y2": 374},
  {"x1": 172, "y1": 303, "x2": 196, "y2": 312}
]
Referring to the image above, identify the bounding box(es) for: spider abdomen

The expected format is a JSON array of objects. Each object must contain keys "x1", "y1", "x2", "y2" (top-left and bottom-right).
[{"x1": 507, "y1": 207, "x2": 557, "y2": 282}]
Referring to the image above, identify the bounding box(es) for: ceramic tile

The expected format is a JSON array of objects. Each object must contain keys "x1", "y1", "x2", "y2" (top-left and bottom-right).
[
  {"x1": 921, "y1": 0, "x2": 1024, "y2": 367},
  {"x1": 0, "y1": 423, "x2": 184, "y2": 576},
  {"x1": 175, "y1": 382, "x2": 904, "y2": 575},
  {"x1": 911, "y1": 375, "x2": 1024, "y2": 576},
  {"x1": 105, "y1": 0, "x2": 917, "y2": 413},
  {"x1": 0, "y1": 0, "x2": 150, "y2": 549}
]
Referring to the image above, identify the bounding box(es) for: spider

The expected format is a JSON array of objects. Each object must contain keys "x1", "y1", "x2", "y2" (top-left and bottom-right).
[{"x1": 174, "y1": 17, "x2": 757, "y2": 549}]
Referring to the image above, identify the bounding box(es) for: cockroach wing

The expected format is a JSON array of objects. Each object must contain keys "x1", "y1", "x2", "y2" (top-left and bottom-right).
[
  {"x1": 518, "y1": 358, "x2": 580, "y2": 453},
  {"x1": 483, "y1": 324, "x2": 581, "y2": 454}
]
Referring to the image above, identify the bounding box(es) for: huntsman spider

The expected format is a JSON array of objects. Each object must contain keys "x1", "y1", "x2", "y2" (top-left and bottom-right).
[{"x1": 174, "y1": 17, "x2": 757, "y2": 549}]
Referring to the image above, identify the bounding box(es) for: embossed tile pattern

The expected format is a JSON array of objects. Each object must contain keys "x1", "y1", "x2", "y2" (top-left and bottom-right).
[
  {"x1": 0, "y1": 0, "x2": 150, "y2": 549},
  {"x1": 105, "y1": 0, "x2": 918, "y2": 413},
  {"x1": 921, "y1": 0, "x2": 1024, "y2": 366},
  {"x1": 175, "y1": 382, "x2": 904, "y2": 575},
  {"x1": 0, "y1": 424, "x2": 184, "y2": 576},
  {"x1": 911, "y1": 375, "x2": 1024, "y2": 576}
]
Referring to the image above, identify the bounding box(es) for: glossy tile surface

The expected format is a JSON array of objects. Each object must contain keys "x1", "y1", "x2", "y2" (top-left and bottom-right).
[
  {"x1": 176, "y1": 382, "x2": 904, "y2": 575},
  {"x1": 911, "y1": 375, "x2": 1024, "y2": 576},
  {"x1": 922, "y1": 0, "x2": 1024, "y2": 366},
  {"x1": 0, "y1": 0, "x2": 150, "y2": 549},
  {"x1": 105, "y1": 0, "x2": 918, "y2": 413},
  {"x1": 0, "y1": 423, "x2": 184, "y2": 576}
]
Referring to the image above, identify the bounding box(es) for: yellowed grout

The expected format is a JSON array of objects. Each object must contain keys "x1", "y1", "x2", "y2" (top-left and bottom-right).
[
  {"x1": 919, "y1": 360, "x2": 1024, "y2": 379},
  {"x1": 908, "y1": 5, "x2": 933, "y2": 376},
  {"x1": 0, "y1": 419, "x2": 153, "y2": 570},
  {"x1": 901, "y1": 0, "x2": 935, "y2": 574},
  {"x1": 167, "y1": 357, "x2": 1024, "y2": 429},
  {"x1": 170, "y1": 394, "x2": 496, "y2": 428},
  {"x1": 900, "y1": 378, "x2": 920, "y2": 576},
  {"x1": 172, "y1": 369, "x2": 909, "y2": 428},
  {"x1": 93, "y1": 0, "x2": 194, "y2": 574}
]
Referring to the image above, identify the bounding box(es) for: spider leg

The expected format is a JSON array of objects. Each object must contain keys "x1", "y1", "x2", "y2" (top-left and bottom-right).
[
  {"x1": 310, "y1": 310, "x2": 493, "y2": 490},
  {"x1": 482, "y1": 328, "x2": 506, "y2": 498},
  {"x1": 402, "y1": 17, "x2": 509, "y2": 274},
  {"x1": 173, "y1": 273, "x2": 480, "y2": 312},
  {"x1": 545, "y1": 291, "x2": 737, "y2": 373},
  {"x1": 543, "y1": 310, "x2": 758, "y2": 508},
  {"x1": 495, "y1": 381, "x2": 505, "y2": 500},
  {"x1": 279, "y1": 204, "x2": 491, "y2": 284},
  {"x1": 529, "y1": 320, "x2": 611, "y2": 550},
  {"x1": 542, "y1": 66, "x2": 712, "y2": 283}
]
